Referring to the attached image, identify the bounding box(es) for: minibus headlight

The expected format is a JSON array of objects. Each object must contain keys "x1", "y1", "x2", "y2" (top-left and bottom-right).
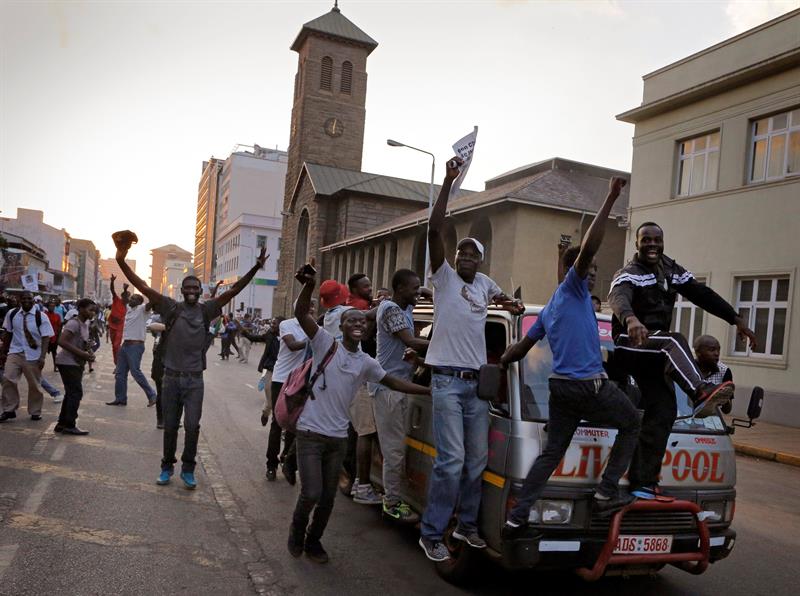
[
  {"x1": 530, "y1": 500, "x2": 573, "y2": 525},
  {"x1": 700, "y1": 500, "x2": 728, "y2": 523}
]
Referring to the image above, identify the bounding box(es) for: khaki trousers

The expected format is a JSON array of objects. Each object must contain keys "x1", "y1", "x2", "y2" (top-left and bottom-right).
[{"x1": 2, "y1": 353, "x2": 44, "y2": 416}]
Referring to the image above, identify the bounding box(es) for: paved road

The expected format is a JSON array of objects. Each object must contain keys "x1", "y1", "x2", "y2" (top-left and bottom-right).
[{"x1": 1, "y1": 340, "x2": 797, "y2": 595}]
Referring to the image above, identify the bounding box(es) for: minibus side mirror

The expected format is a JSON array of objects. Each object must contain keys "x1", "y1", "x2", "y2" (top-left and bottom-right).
[
  {"x1": 478, "y1": 364, "x2": 503, "y2": 402},
  {"x1": 732, "y1": 386, "x2": 764, "y2": 429}
]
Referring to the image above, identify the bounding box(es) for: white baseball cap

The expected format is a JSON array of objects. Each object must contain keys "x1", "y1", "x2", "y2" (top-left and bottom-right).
[{"x1": 457, "y1": 237, "x2": 485, "y2": 261}]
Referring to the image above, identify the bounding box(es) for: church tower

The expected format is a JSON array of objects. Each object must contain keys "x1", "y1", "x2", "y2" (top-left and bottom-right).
[
  {"x1": 283, "y1": 3, "x2": 378, "y2": 206},
  {"x1": 274, "y1": 4, "x2": 377, "y2": 314}
]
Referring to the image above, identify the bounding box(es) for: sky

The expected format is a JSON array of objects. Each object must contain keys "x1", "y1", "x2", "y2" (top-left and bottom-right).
[{"x1": 1, "y1": 0, "x2": 798, "y2": 280}]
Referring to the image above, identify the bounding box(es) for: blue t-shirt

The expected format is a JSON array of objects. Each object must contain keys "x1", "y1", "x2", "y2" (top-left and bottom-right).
[{"x1": 526, "y1": 267, "x2": 604, "y2": 379}]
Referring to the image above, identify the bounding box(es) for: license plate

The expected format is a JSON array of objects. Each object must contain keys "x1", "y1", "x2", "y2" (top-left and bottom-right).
[{"x1": 613, "y1": 535, "x2": 673, "y2": 554}]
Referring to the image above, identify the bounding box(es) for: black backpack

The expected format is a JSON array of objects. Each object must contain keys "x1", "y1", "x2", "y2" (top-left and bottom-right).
[{"x1": 156, "y1": 303, "x2": 214, "y2": 370}]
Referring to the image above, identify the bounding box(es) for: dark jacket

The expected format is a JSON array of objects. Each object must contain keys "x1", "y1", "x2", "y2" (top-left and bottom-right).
[
  {"x1": 246, "y1": 330, "x2": 280, "y2": 373},
  {"x1": 608, "y1": 254, "x2": 738, "y2": 339}
]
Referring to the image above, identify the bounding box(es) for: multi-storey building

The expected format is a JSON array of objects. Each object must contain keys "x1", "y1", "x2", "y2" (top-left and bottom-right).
[
  {"x1": 194, "y1": 158, "x2": 223, "y2": 285},
  {"x1": 150, "y1": 244, "x2": 192, "y2": 293},
  {"x1": 617, "y1": 9, "x2": 800, "y2": 425},
  {"x1": 70, "y1": 238, "x2": 99, "y2": 298}
]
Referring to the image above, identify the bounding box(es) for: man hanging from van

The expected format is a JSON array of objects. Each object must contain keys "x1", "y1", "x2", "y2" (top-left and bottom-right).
[
  {"x1": 608, "y1": 222, "x2": 756, "y2": 500},
  {"x1": 112, "y1": 229, "x2": 268, "y2": 489},
  {"x1": 419, "y1": 157, "x2": 524, "y2": 563},
  {"x1": 500, "y1": 177, "x2": 642, "y2": 537}
]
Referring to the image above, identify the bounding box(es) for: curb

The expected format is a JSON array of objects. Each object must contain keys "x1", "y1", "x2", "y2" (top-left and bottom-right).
[{"x1": 733, "y1": 442, "x2": 800, "y2": 468}]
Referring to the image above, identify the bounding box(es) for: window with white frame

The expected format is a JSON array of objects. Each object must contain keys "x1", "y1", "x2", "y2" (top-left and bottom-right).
[
  {"x1": 732, "y1": 276, "x2": 790, "y2": 358},
  {"x1": 256, "y1": 235, "x2": 267, "y2": 249},
  {"x1": 672, "y1": 278, "x2": 706, "y2": 343},
  {"x1": 749, "y1": 108, "x2": 800, "y2": 183},
  {"x1": 677, "y1": 132, "x2": 720, "y2": 196}
]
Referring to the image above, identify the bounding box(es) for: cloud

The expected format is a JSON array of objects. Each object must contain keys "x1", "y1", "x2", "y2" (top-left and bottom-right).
[{"x1": 725, "y1": 0, "x2": 800, "y2": 33}]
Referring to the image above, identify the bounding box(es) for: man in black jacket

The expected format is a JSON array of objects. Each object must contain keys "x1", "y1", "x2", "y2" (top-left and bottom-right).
[{"x1": 608, "y1": 222, "x2": 756, "y2": 500}]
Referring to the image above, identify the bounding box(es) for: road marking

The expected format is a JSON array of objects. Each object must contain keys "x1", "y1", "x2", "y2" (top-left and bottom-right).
[
  {"x1": 0, "y1": 544, "x2": 19, "y2": 581},
  {"x1": 6, "y1": 512, "x2": 226, "y2": 569},
  {"x1": 3, "y1": 428, "x2": 160, "y2": 456},
  {"x1": 20, "y1": 477, "x2": 52, "y2": 514},
  {"x1": 0, "y1": 456, "x2": 215, "y2": 507},
  {"x1": 51, "y1": 443, "x2": 67, "y2": 461},
  {"x1": 245, "y1": 383, "x2": 255, "y2": 389},
  {"x1": 30, "y1": 422, "x2": 57, "y2": 456}
]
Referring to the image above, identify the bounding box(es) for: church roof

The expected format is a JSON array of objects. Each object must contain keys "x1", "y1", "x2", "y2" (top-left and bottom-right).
[
  {"x1": 293, "y1": 162, "x2": 475, "y2": 208},
  {"x1": 290, "y1": 6, "x2": 378, "y2": 54},
  {"x1": 321, "y1": 158, "x2": 630, "y2": 250}
]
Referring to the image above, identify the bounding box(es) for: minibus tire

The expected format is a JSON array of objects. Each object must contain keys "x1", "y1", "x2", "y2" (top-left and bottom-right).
[{"x1": 435, "y1": 527, "x2": 477, "y2": 584}]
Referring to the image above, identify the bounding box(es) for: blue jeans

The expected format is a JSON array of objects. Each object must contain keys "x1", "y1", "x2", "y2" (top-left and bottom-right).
[
  {"x1": 40, "y1": 376, "x2": 60, "y2": 396},
  {"x1": 161, "y1": 372, "x2": 204, "y2": 472},
  {"x1": 115, "y1": 342, "x2": 156, "y2": 404},
  {"x1": 421, "y1": 373, "x2": 489, "y2": 541}
]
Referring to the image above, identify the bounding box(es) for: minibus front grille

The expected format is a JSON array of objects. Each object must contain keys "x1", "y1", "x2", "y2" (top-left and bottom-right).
[{"x1": 589, "y1": 510, "x2": 697, "y2": 533}]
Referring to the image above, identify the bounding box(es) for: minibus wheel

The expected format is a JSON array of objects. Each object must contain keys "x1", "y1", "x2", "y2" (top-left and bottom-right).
[{"x1": 435, "y1": 524, "x2": 477, "y2": 584}]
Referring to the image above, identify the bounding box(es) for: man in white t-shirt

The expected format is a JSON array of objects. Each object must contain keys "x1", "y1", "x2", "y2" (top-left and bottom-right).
[
  {"x1": 288, "y1": 261, "x2": 429, "y2": 564},
  {"x1": 263, "y1": 301, "x2": 316, "y2": 482},
  {"x1": 419, "y1": 157, "x2": 524, "y2": 563},
  {"x1": 107, "y1": 294, "x2": 157, "y2": 407}
]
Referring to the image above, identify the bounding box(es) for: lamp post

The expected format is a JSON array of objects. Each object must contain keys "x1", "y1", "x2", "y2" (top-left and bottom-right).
[{"x1": 387, "y1": 139, "x2": 435, "y2": 281}]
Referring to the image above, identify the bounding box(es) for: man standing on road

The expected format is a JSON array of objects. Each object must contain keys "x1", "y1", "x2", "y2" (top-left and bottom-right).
[
  {"x1": 107, "y1": 275, "x2": 128, "y2": 365},
  {"x1": 55, "y1": 298, "x2": 98, "y2": 436},
  {"x1": 289, "y1": 262, "x2": 430, "y2": 564},
  {"x1": 107, "y1": 294, "x2": 157, "y2": 407},
  {"x1": 500, "y1": 177, "x2": 642, "y2": 537},
  {"x1": 419, "y1": 157, "x2": 524, "y2": 562},
  {"x1": 374, "y1": 269, "x2": 429, "y2": 523},
  {"x1": 608, "y1": 222, "x2": 756, "y2": 500},
  {"x1": 112, "y1": 230, "x2": 268, "y2": 489},
  {"x1": 0, "y1": 290, "x2": 55, "y2": 423}
]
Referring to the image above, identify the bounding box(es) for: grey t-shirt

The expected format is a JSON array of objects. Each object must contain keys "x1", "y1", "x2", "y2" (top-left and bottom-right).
[
  {"x1": 296, "y1": 328, "x2": 386, "y2": 438},
  {"x1": 55, "y1": 318, "x2": 89, "y2": 367},
  {"x1": 156, "y1": 297, "x2": 222, "y2": 372},
  {"x1": 424, "y1": 260, "x2": 501, "y2": 371},
  {"x1": 376, "y1": 299, "x2": 415, "y2": 381}
]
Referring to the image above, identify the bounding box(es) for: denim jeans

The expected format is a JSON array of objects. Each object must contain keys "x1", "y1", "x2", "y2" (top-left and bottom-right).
[
  {"x1": 115, "y1": 342, "x2": 156, "y2": 404},
  {"x1": 291, "y1": 430, "x2": 348, "y2": 544},
  {"x1": 508, "y1": 378, "x2": 641, "y2": 525},
  {"x1": 40, "y1": 376, "x2": 60, "y2": 397},
  {"x1": 161, "y1": 372, "x2": 204, "y2": 473},
  {"x1": 420, "y1": 373, "x2": 489, "y2": 542},
  {"x1": 57, "y1": 365, "x2": 83, "y2": 428}
]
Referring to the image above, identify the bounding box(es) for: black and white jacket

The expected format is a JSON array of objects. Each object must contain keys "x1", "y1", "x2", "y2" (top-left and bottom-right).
[{"x1": 608, "y1": 254, "x2": 738, "y2": 339}]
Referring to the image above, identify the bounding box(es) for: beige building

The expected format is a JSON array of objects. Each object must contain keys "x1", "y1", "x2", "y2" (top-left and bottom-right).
[
  {"x1": 617, "y1": 9, "x2": 800, "y2": 426},
  {"x1": 194, "y1": 158, "x2": 223, "y2": 285},
  {"x1": 98, "y1": 258, "x2": 136, "y2": 300},
  {"x1": 321, "y1": 158, "x2": 630, "y2": 305},
  {"x1": 150, "y1": 244, "x2": 192, "y2": 293}
]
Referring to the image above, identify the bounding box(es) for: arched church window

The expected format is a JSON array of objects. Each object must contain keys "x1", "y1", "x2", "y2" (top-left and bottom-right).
[
  {"x1": 320, "y1": 56, "x2": 333, "y2": 91},
  {"x1": 341, "y1": 61, "x2": 353, "y2": 94}
]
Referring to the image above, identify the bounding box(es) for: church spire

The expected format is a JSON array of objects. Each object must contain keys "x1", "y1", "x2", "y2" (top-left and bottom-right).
[{"x1": 333, "y1": 0, "x2": 340, "y2": 13}]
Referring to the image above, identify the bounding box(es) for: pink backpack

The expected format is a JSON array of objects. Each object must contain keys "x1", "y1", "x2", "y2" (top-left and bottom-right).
[{"x1": 274, "y1": 340, "x2": 338, "y2": 432}]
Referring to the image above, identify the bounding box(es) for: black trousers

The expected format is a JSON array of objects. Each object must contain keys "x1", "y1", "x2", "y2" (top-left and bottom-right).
[
  {"x1": 612, "y1": 347, "x2": 679, "y2": 488},
  {"x1": 161, "y1": 373, "x2": 203, "y2": 473},
  {"x1": 151, "y1": 351, "x2": 164, "y2": 424},
  {"x1": 57, "y1": 365, "x2": 84, "y2": 428},
  {"x1": 268, "y1": 381, "x2": 296, "y2": 471},
  {"x1": 292, "y1": 430, "x2": 348, "y2": 544}
]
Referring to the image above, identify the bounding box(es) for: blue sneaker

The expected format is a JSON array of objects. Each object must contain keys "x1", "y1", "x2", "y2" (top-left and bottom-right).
[
  {"x1": 157, "y1": 468, "x2": 173, "y2": 486},
  {"x1": 180, "y1": 471, "x2": 197, "y2": 490}
]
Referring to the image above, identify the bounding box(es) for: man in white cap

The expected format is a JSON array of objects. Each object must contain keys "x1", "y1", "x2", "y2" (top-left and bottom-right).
[{"x1": 418, "y1": 157, "x2": 524, "y2": 562}]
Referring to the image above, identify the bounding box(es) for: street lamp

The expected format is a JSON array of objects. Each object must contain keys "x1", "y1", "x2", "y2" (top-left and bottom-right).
[{"x1": 387, "y1": 139, "x2": 435, "y2": 281}]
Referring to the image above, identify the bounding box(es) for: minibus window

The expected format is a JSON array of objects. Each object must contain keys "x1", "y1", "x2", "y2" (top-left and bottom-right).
[{"x1": 485, "y1": 321, "x2": 510, "y2": 415}]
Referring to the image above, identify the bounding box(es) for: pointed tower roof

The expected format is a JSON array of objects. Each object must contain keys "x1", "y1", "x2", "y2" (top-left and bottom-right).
[{"x1": 290, "y1": 4, "x2": 378, "y2": 55}]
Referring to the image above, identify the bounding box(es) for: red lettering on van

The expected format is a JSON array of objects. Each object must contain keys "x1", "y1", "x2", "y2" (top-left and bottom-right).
[
  {"x1": 692, "y1": 451, "x2": 711, "y2": 482},
  {"x1": 709, "y1": 452, "x2": 725, "y2": 483},
  {"x1": 694, "y1": 437, "x2": 717, "y2": 445},
  {"x1": 553, "y1": 458, "x2": 576, "y2": 478},
  {"x1": 672, "y1": 450, "x2": 692, "y2": 482}
]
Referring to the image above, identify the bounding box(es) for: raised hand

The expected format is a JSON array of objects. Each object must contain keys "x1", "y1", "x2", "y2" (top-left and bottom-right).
[
  {"x1": 110, "y1": 274, "x2": 117, "y2": 284},
  {"x1": 445, "y1": 156, "x2": 464, "y2": 182},
  {"x1": 294, "y1": 258, "x2": 317, "y2": 285},
  {"x1": 608, "y1": 176, "x2": 627, "y2": 200},
  {"x1": 256, "y1": 246, "x2": 269, "y2": 268}
]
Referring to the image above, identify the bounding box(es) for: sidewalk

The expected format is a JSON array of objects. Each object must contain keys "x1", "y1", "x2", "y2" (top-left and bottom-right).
[{"x1": 728, "y1": 417, "x2": 800, "y2": 467}]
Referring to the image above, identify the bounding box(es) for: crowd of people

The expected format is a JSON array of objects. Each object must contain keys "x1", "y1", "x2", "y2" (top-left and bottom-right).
[{"x1": 0, "y1": 155, "x2": 757, "y2": 570}]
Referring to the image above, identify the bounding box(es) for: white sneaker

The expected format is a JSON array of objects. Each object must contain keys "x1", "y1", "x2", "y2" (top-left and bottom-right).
[
  {"x1": 350, "y1": 477, "x2": 359, "y2": 496},
  {"x1": 353, "y1": 484, "x2": 383, "y2": 505},
  {"x1": 52, "y1": 393, "x2": 63, "y2": 404}
]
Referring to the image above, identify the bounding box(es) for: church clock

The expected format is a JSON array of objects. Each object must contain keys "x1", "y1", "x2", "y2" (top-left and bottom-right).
[{"x1": 324, "y1": 117, "x2": 344, "y2": 138}]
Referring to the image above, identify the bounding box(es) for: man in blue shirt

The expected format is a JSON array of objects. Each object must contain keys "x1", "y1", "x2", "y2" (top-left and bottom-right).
[{"x1": 500, "y1": 177, "x2": 641, "y2": 533}]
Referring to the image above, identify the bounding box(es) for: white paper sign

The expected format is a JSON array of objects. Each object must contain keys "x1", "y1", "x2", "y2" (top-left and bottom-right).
[
  {"x1": 449, "y1": 126, "x2": 478, "y2": 198},
  {"x1": 21, "y1": 274, "x2": 38, "y2": 292}
]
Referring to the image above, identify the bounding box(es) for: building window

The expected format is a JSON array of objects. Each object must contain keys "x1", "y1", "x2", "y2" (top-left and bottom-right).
[
  {"x1": 672, "y1": 278, "x2": 706, "y2": 343},
  {"x1": 320, "y1": 56, "x2": 333, "y2": 91},
  {"x1": 732, "y1": 275, "x2": 790, "y2": 358},
  {"x1": 749, "y1": 108, "x2": 800, "y2": 183},
  {"x1": 256, "y1": 235, "x2": 267, "y2": 249},
  {"x1": 341, "y1": 61, "x2": 352, "y2": 94},
  {"x1": 677, "y1": 132, "x2": 719, "y2": 196}
]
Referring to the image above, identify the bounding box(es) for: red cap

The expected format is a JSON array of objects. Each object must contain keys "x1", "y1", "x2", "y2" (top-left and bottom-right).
[{"x1": 319, "y1": 280, "x2": 349, "y2": 308}]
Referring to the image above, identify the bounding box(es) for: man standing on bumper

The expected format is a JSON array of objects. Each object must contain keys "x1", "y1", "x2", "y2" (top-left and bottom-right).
[
  {"x1": 419, "y1": 157, "x2": 524, "y2": 562},
  {"x1": 113, "y1": 231, "x2": 268, "y2": 489}
]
